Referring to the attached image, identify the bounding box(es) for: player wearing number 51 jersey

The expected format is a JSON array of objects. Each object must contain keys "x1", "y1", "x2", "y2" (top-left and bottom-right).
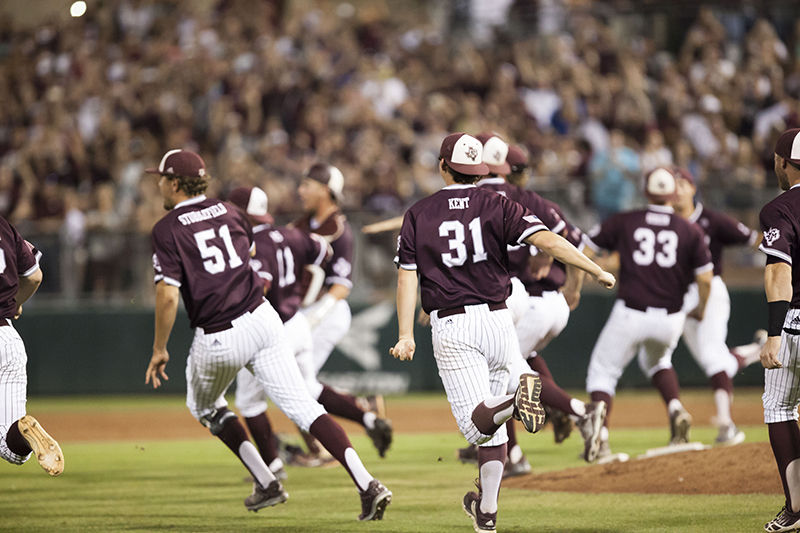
[
  {"x1": 583, "y1": 167, "x2": 713, "y2": 460},
  {"x1": 146, "y1": 150, "x2": 391, "y2": 520}
]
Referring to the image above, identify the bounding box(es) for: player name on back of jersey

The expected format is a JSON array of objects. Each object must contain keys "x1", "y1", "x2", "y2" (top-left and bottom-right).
[
  {"x1": 177, "y1": 202, "x2": 228, "y2": 226},
  {"x1": 448, "y1": 197, "x2": 470, "y2": 210},
  {"x1": 645, "y1": 212, "x2": 671, "y2": 227}
]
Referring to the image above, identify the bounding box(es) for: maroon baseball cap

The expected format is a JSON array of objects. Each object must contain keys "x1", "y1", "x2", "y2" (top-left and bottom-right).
[
  {"x1": 506, "y1": 145, "x2": 529, "y2": 171},
  {"x1": 475, "y1": 132, "x2": 511, "y2": 175},
  {"x1": 775, "y1": 128, "x2": 800, "y2": 163},
  {"x1": 145, "y1": 149, "x2": 207, "y2": 178},
  {"x1": 304, "y1": 163, "x2": 344, "y2": 201},
  {"x1": 227, "y1": 186, "x2": 273, "y2": 224},
  {"x1": 671, "y1": 166, "x2": 695, "y2": 185},
  {"x1": 439, "y1": 133, "x2": 490, "y2": 176}
]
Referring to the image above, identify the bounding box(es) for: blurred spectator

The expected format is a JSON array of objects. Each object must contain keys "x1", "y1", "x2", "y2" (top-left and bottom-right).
[{"x1": 589, "y1": 130, "x2": 641, "y2": 220}]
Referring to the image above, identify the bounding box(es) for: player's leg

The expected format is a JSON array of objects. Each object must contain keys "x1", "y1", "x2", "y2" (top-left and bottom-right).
[
  {"x1": 0, "y1": 325, "x2": 62, "y2": 475},
  {"x1": 185, "y1": 326, "x2": 283, "y2": 510},
  {"x1": 307, "y1": 299, "x2": 351, "y2": 374},
  {"x1": 637, "y1": 311, "x2": 689, "y2": 445},
  {"x1": 234, "y1": 368, "x2": 285, "y2": 478},
  {"x1": 763, "y1": 317, "x2": 800, "y2": 529},
  {"x1": 245, "y1": 304, "x2": 390, "y2": 520}
]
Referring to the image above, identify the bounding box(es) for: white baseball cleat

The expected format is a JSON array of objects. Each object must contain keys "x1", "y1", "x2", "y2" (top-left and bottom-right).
[{"x1": 18, "y1": 415, "x2": 64, "y2": 476}]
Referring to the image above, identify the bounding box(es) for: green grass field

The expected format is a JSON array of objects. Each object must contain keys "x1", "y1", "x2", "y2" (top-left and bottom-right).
[{"x1": 0, "y1": 394, "x2": 778, "y2": 532}]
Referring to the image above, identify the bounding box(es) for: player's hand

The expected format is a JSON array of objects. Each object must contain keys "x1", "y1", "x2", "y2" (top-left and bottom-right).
[
  {"x1": 417, "y1": 309, "x2": 430, "y2": 327},
  {"x1": 687, "y1": 305, "x2": 705, "y2": 322},
  {"x1": 390, "y1": 338, "x2": 415, "y2": 361},
  {"x1": 761, "y1": 336, "x2": 783, "y2": 369},
  {"x1": 562, "y1": 288, "x2": 581, "y2": 310},
  {"x1": 595, "y1": 271, "x2": 616, "y2": 289},
  {"x1": 146, "y1": 349, "x2": 170, "y2": 389}
]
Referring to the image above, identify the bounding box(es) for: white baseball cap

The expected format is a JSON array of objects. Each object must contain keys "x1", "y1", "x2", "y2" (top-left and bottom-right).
[
  {"x1": 644, "y1": 167, "x2": 677, "y2": 201},
  {"x1": 439, "y1": 133, "x2": 490, "y2": 176}
]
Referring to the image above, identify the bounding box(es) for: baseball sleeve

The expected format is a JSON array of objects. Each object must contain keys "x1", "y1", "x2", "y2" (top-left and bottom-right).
[
  {"x1": 759, "y1": 202, "x2": 794, "y2": 265},
  {"x1": 394, "y1": 210, "x2": 417, "y2": 270},
  {"x1": 689, "y1": 225, "x2": 714, "y2": 274},
  {"x1": 15, "y1": 233, "x2": 40, "y2": 278},
  {"x1": 325, "y1": 222, "x2": 354, "y2": 288},
  {"x1": 714, "y1": 211, "x2": 758, "y2": 247},
  {"x1": 151, "y1": 222, "x2": 183, "y2": 287},
  {"x1": 502, "y1": 196, "x2": 548, "y2": 245},
  {"x1": 520, "y1": 191, "x2": 566, "y2": 234}
]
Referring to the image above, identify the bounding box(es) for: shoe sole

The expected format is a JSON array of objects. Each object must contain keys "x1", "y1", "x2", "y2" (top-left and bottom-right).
[
  {"x1": 462, "y1": 499, "x2": 497, "y2": 533},
  {"x1": 18, "y1": 415, "x2": 63, "y2": 476},
  {"x1": 516, "y1": 374, "x2": 545, "y2": 433},
  {"x1": 670, "y1": 411, "x2": 692, "y2": 445},
  {"x1": 359, "y1": 489, "x2": 392, "y2": 521},
  {"x1": 246, "y1": 491, "x2": 289, "y2": 512},
  {"x1": 583, "y1": 402, "x2": 607, "y2": 463}
]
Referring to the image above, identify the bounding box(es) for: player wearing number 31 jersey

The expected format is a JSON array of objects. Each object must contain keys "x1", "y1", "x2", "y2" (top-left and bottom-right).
[{"x1": 583, "y1": 167, "x2": 713, "y2": 460}]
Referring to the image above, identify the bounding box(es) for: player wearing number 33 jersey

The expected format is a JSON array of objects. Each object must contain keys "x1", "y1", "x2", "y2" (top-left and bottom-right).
[{"x1": 583, "y1": 167, "x2": 713, "y2": 454}]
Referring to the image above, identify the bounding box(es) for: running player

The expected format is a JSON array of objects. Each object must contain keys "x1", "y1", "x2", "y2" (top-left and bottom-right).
[
  {"x1": 759, "y1": 128, "x2": 800, "y2": 532},
  {"x1": 144, "y1": 149, "x2": 391, "y2": 519},
  {"x1": 391, "y1": 132, "x2": 615, "y2": 532},
  {"x1": 671, "y1": 167, "x2": 764, "y2": 446},
  {"x1": 583, "y1": 167, "x2": 713, "y2": 459},
  {"x1": 0, "y1": 225, "x2": 63, "y2": 477},
  {"x1": 292, "y1": 163, "x2": 393, "y2": 460}
]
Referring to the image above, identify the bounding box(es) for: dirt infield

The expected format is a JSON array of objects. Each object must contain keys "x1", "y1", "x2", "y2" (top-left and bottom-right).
[{"x1": 33, "y1": 389, "x2": 780, "y2": 496}]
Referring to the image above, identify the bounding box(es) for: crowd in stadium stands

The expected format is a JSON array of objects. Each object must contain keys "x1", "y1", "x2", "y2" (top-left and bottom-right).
[{"x1": 0, "y1": 0, "x2": 797, "y2": 299}]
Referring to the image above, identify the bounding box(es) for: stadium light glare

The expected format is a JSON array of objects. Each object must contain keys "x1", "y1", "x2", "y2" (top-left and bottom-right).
[{"x1": 70, "y1": 1, "x2": 87, "y2": 18}]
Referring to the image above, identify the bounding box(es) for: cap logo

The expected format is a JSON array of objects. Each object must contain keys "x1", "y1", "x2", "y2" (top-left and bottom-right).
[
  {"x1": 166, "y1": 167, "x2": 174, "y2": 174},
  {"x1": 465, "y1": 146, "x2": 478, "y2": 161},
  {"x1": 198, "y1": 168, "x2": 205, "y2": 177},
  {"x1": 647, "y1": 168, "x2": 675, "y2": 195}
]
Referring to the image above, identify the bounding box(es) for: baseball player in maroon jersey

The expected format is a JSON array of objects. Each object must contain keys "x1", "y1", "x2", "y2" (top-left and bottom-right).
[
  {"x1": 292, "y1": 163, "x2": 393, "y2": 459},
  {"x1": 0, "y1": 224, "x2": 63, "y2": 477},
  {"x1": 671, "y1": 167, "x2": 765, "y2": 446},
  {"x1": 758, "y1": 128, "x2": 800, "y2": 532},
  {"x1": 583, "y1": 167, "x2": 713, "y2": 459},
  {"x1": 458, "y1": 133, "x2": 606, "y2": 475},
  {"x1": 226, "y1": 187, "x2": 392, "y2": 474},
  {"x1": 144, "y1": 150, "x2": 391, "y2": 520},
  {"x1": 391, "y1": 133, "x2": 615, "y2": 533}
]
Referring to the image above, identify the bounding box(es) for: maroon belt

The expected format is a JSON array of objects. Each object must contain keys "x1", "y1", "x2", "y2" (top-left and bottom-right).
[
  {"x1": 437, "y1": 302, "x2": 507, "y2": 319},
  {"x1": 622, "y1": 300, "x2": 681, "y2": 314},
  {"x1": 202, "y1": 299, "x2": 264, "y2": 334}
]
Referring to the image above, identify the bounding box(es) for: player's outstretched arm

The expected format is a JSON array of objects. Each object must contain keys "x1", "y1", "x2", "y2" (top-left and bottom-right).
[
  {"x1": 146, "y1": 281, "x2": 180, "y2": 388},
  {"x1": 362, "y1": 216, "x2": 404, "y2": 234},
  {"x1": 761, "y1": 262, "x2": 792, "y2": 369},
  {"x1": 390, "y1": 268, "x2": 417, "y2": 361},
  {"x1": 526, "y1": 231, "x2": 615, "y2": 289},
  {"x1": 687, "y1": 269, "x2": 713, "y2": 321}
]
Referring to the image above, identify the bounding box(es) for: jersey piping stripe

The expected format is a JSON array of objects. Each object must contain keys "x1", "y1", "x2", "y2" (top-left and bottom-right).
[
  {"x1": 550, "y1": 220, "x2": 566, "y2": 234},
  {"x1": 398, "y1": 263, "x2": 417, "y2": 270},
  {"x1": 310, "y1": 235, "x2": 329, "y2": 266},
  {"x1": 326, "y1": 276, "x2": 353, "y2": 288},
  {"x1": 154, "y1": 274, "x2": 181, "y2": 287},
  {"x1": 760, "y1": 244, "x2": 793, "y2": 265},
  {"x1": 517, "y1": 224, "x2": 548, "y2": 244},
  {"x1": 21, "y1": 264, "x2": 39, "y2": 278},
  {"x1": 582, "y1": 235, "x2": 603, "y2": 253},
  {"x1": 694, "y1": 262, "x2": 714, "y2": 275}
]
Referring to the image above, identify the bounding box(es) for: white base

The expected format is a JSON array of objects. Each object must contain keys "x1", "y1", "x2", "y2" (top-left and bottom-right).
[
  {"x1": 637, "y1": 441, "x2": 709, "y2": 459},
  {"x1": 596, "y1": 452, "x2": 630, "y2": 465}
]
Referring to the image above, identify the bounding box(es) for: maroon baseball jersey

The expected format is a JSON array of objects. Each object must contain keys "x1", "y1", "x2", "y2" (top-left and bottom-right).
[
  {"x1": 759, "y1": 186, "x2": 800, "y2": 305},
  {"x1": 395, "y1": 184, "x2": 548, "y2": 313},
  {"x1": 476, "y1": 178, "x2": 570, "y2": 295},
  {"x1": 151, "y1": 195, "x2": 264, "y2": 329},
  {"x1": 688, "y1": 202, "x2": 757, "y2": 276},
  {"x1": 0, "y1": 217, "x2": 40, "y2": 319},
  {"x1": 293, "y1": 210, "x2": 354, "y2": 299},
  {"x1": 585, "y1": 205, "x2": 712, "y2": 313},
  {"x1": 526, "y1": 205, "x2": 586, "y2": 295},
  {"x1": 250, "y1": 223, "x2": 329, "y2": 322}
]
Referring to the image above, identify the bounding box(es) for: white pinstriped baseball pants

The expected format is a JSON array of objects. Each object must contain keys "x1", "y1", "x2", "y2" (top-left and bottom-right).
[
  {"x1": 0, "y1": 321, "x2": 32, "y2": 465},
  {"x1": 234, "y1": 311, "x2": 323, "y2": 418},
  {"x1": 188, "y1": 302, "x2": 326, "y2": 432},
  {"x1": 431, "y1": 304, "x2": 517, "y2": 446},
  {"x1": 305, "y1": 299, "x2": 351, "y2": 373},
  {"x1": 515, "y1": 291, "x2": 570, "y2": 359},
  {"x1": 764, "y1": 308, "x2": 800, "y2": 423}
]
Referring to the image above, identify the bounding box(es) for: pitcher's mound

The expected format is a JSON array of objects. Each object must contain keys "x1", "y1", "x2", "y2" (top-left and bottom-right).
[{"x1": 505, "y1": 442, "x2": 782, "y2": 495}]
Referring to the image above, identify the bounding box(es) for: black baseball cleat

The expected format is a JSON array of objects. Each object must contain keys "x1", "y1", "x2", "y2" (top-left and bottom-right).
[
  {"x1": 545, "y1": 405, "x2": 574, "y2": 444},
  {"x1": 514, "y1": 373, "x2": 545, "y2": 433},
  {"x1": 358, "y1": 479, "x2": 392, "y2": 521},
  {"x1": 244, "y1": 480, "x2": 288, "y2": 512},
  {"x1": 366, "y1": 418, "x2": 393, "y2": 458},
  {"x1": 577, "y1": 401, "x2": 607, "y2": 463},
  {"x1": 765, "y1": 506, "x2": 800, "y2": 532},
  {"x1": 462, "y1": 490, "x2": 497, "y2": 533}
]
